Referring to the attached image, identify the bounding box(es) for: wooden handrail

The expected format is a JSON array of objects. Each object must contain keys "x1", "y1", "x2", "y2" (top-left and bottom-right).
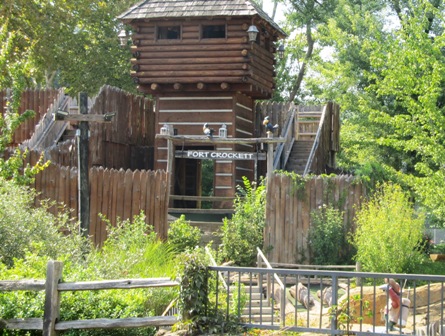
[
  {"x1": 256, "y1": 247, "x2": 286, "y2": 324},
  {"x1": 303, "y1": 104, "x2": 328, "y2": 176},
  {"x1": 205, "y1": 246, "x2": 228, "y2": 290},
  {"x1": 169, "y1": 195, "x2": 235, "y2": 202},
  {"x1": 273, "y1": 105, "x2": 297, "y2": 170}
]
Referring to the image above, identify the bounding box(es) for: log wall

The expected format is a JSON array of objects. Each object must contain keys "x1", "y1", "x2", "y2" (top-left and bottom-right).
[{"x1": 130, "y1": 17, "x2": 276, "y2": 98}]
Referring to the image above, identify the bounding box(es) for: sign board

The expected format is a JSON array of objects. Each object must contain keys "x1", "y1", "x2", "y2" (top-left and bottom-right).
[{"x1": 175, "y1": 150, "x2": 266, "y2": 161}]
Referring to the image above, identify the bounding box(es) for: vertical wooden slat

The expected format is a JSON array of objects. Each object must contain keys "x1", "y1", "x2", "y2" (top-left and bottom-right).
[
  {"x1": 123, "y1": 169, "x2": 133, "y2": 221},
  {"x1": 110, "y1": 169, "x2": 119, "y2": 228},
  {"x1": 89, "y1": 167, "x2": 99, "y2": 246},
  {"x1": 115, "y1": 169, "x2": 125, "y2": 223},
  {"x1": 140, "y1": 169, "x2": 148, "y2": 223},
  {"x1": 153, "y1": 170, "x2": 162, "y2": 234},
  {"x1": 132, "y1": 170, "x2": 142, "y2": 219},
  {"x1": 146, "y1": 170, "x2": 154, "y2": 227}
]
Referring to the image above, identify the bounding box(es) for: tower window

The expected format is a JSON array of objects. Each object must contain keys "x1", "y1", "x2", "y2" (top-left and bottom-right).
[
  {"x1": 202, "y1": 25, "x2": 226, "y2": 38},
  {"x1": 157, "y1": 26, "x2": 181, "y2": 40}
]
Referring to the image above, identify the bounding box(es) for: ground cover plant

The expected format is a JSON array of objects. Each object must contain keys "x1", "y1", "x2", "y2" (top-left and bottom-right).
[{"x1": 0, "y1": 204, "x2": 178, "y2": 336}]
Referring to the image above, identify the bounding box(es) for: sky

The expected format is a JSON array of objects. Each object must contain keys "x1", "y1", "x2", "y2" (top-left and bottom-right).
[{"x1": 262, "y1": 0, "x2": 287, "y2": 24}]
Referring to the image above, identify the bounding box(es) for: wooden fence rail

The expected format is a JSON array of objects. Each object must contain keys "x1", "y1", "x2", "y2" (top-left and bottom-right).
[
  {"x1": 265, "y1": 173, "x2": 365, "y2": 265},
  {"x1": 0, "y1": 261, "x2": 179, "y2": 335}
]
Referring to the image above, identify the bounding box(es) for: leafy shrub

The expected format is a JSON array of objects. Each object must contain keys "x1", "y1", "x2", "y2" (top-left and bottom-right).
[
  {"x1": 175, "y1": 248, "x2": 244, "y2": 335},
  {"x1": 351, "y1": 183, "x2": 426, "y2": 273},
  {"x1": 0, "y1": 177, "x2": 89, "y2": 268},
  {"x1": 430, "y1": 243, "x2": 445, "y2": 254},
  {"x1": 219, "y1": 177, "x2": 266, "y2": 266},
  {"x1": 0, "y1": 212, "x2": 178, "y2": 336},
  {"x1": 168, "y1": 214, "x2": 202, "y2": 252},
  {"x1": 309, "y1": 204, "x2": 348, "y2": 265}
]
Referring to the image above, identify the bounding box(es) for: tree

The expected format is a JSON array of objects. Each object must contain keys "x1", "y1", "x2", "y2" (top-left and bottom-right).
[
  {"x1": 0, "y1": 0, "x2": 137, "y2": 95},
  {"x1": 310, "y1": 0, "x2": 445, "y2": 225},
  {"x1": 273, "y1": 0, "x2": 338, "y2": 103},
  {"x1": 352, "y1": 183, "x2": 425, "y2": 273}
]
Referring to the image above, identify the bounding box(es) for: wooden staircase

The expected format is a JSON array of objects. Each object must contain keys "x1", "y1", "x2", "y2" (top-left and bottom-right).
[
  {"x1": 238, "y1": 284, "x2": 278, "y2": 325},
  {"x1": 283, "y1": 108, "x2": 323, "y2": 175}
]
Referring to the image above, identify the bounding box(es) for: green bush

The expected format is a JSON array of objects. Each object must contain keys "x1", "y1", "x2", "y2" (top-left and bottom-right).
[
  {"x1": 0, "y1": 178, "x2": 89, "y2": 268},
  {"x1": 168, "y1": 214, "x2": 202, "y2": 252},
  {"x1": 351, "y1": 183, "x2": 426, "y2": 273},
  {"x1": 219, "y1": 177, "x2": 266, "y2": 266},
  {"x1": 309, "y1": 204, "x2": 349, "y2": 265},
  {"x1": 430, "y1": 243, "x2": 445, "y2": 254},
  {"x1": 0, "y1": 212, "x2": 178, "y2": 336},
  {"x1": 175, "y1": 248, "x2": 244, "y2": 335}
]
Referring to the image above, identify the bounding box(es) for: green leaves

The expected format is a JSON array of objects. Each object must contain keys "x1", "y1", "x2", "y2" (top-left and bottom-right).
[
  {"x1": 218, "y1": 177, "x2": 266, "y2": 266},
  {"x1": 352, "y1": 183, "x2": 426, "y2": 273}
]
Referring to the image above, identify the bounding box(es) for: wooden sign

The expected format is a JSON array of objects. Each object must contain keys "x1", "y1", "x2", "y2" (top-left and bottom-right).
[{"x1": 175, "y1": 150, "x2": 266, "y2": 161}]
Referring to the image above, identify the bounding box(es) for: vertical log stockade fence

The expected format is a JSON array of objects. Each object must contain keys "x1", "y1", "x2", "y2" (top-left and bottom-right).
[{"x1": 0, "y1": 261, "x2": 179, "y2": 335}]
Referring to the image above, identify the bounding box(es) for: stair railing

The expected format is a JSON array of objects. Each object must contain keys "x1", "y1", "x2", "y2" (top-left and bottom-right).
[
  {"x1": 205, "y1": 246, "x2": 228, "y2": 290},
  {"x1": 256, "y1": 247, "x2": 286, "y2": 324},
  {"x1": 22, "y1": 89, "x2": 71, "y2": 151},
  {"x1": 273, "y1": 105, "x2": 297, "y2": 170},
  {"x1": 303, "y1": 103, "x2": 329, "y2": 176}
]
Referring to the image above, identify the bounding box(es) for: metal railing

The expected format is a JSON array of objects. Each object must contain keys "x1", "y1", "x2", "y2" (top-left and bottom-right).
[{"x1": 206, "y1": 265, "x2": 445, "y2": 335}]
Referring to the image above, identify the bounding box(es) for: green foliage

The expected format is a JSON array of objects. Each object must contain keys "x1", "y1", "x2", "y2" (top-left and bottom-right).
[
  {"x1": 0, "y1": 178, "x2": 88, "y2": 268},
  {"x1": 351, "y1": 183, "x2": 426, "y2": 273},
  {"x1": 219, "y1": 177, "x2": 266, "y2": 266},
  {"x1": 310, "y1": 0, "x2": 445, "y2": 225},
  {"x1": 309, "y1": 204, "x2": 349, "y2": 265},
  {"x1": 168, "y1": 215, "x2": 202, "y2": 253},
  {"x1": 0, "y1": 210, "x2": 178, "y2": 336},
  {"x1": 175, "y1": 248, "x2": 245, "y2": 335},
  {"x1": 176, "y1": 248, "x2": 210, "y2": 321},
  {"x1": 430, "y1": 243, "x2": 445, "y2": 254},
  {"x1": 0, "y1": 0, "x2": 136, "y2": 95},
  {"x1": 0, "y1": 30, "x2": 50, "y2": 185}
]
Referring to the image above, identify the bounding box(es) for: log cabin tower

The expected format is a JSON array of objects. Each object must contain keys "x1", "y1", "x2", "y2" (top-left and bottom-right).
[{"x1": 118, "y1": 0, "x2": 286, "y2": 209}]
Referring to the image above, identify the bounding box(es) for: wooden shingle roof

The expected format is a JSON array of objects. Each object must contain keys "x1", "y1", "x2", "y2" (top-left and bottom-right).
[{"x1": 118, "y1": 0, "x2": 286, "y2": 37}]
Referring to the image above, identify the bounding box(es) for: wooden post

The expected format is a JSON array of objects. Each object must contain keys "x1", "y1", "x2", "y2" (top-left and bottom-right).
[
  {"x1": 267, "y1": 141, "x2": 274, "y2": 180},
  {"x1": 43, "y1": 261, "x2": 63, "y2": 336},
  {"x1": 166, "y1": 126, "x2": 174, "y2": 206},
  {"x1": 78, "y1": 93, "x2": 90, "y2": 237}
]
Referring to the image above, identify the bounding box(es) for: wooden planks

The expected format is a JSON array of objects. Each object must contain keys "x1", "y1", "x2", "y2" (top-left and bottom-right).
[
  {"x1": 27, "y1": 161, "x2": 169, "y2": 246},
  {"x1": 265, "y1": 173, "x2": 366, "y2": 265}
]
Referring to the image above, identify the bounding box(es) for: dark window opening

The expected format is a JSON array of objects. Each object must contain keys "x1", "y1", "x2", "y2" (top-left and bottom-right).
[
  {"x1": 202, "y1": 25, "x2": 226, "y2": 38},
  {"x1": 157, "y1": 26, "x2": 181, "y2": 40}
]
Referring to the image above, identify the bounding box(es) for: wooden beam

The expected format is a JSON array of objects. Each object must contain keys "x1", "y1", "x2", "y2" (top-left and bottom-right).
[
  {"x1": 55, "y1": 316, "x2": 178, "y2": 330},
  {"x1": 54, "y1": 112, "x2": 115, "y2": 123},
  {"x1": 156, "y1": 134, "x2": 285, "y2": 145}
]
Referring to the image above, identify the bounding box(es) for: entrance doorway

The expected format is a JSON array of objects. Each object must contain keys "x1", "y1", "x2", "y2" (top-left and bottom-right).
[{"x1": 173, "y1": 146, "x2": 214, "y2": 209}]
